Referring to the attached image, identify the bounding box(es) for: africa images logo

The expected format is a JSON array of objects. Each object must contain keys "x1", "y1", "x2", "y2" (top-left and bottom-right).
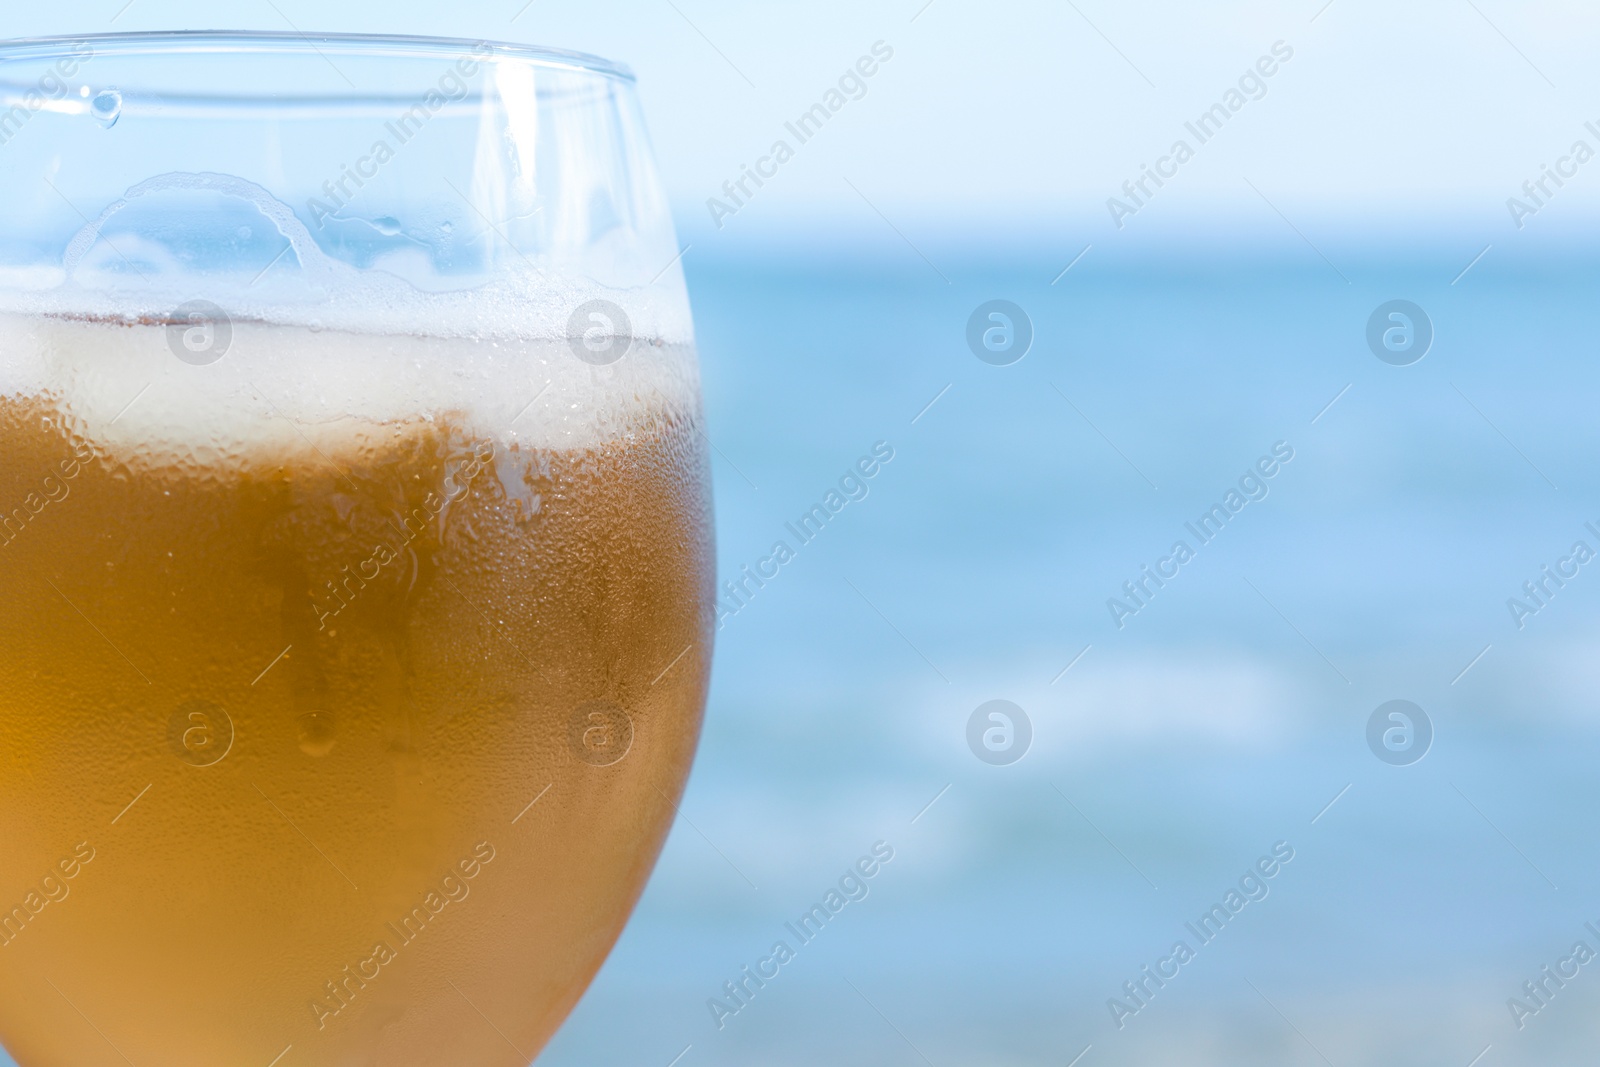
[
  {"x1": 966, "y1": 700, "x2": 1032, "y2": 766},
  {"x1": 966, "y1": 300, "x2": 1032, "y2": 365},
  {"x1": 166, "y1": 300, "x2": 233, "y2": 366},
  {"x1": 1365, "y1": 300, "x2": 1432, "y2": 366},
  {"x1": 1365, "y1": 700, "x2": 1432, "y2": 766},
  {"x1": 566, "y1": 300, "x2": 633, "y2": 366}
]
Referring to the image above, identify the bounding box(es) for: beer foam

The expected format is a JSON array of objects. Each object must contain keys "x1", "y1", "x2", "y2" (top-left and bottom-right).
[{"x1": 0, "y1": 311, "x2": 701, "y2": 466}]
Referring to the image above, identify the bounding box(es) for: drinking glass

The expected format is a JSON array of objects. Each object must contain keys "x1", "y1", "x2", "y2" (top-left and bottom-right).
[{"x1": 0, "y1": 31, "x2": 710, "y2": 1066}]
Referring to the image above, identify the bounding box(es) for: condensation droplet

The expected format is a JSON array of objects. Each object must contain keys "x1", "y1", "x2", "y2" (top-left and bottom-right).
[
  {"x1": 373, "y1": 217, "x2": 402, "y2": 236},
  {"x1": 297, "y1": 711, "x2": 337, "y2": 756},
  {"x1": 90, "y1": 88, "x2": 123, "y2": 129}
]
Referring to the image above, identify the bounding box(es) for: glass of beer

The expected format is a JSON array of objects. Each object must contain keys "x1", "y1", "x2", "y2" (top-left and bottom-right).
[{"x1": 0, "y1": 32, "x2": 710, "y2": 1066}]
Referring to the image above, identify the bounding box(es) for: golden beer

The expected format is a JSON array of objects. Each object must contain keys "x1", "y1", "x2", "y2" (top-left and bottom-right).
[{"x1": 0, "y1": 312, "x2": 712, "y2": 1065}]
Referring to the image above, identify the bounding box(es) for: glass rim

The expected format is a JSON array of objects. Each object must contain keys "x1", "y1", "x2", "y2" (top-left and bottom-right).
[{"x1": 0, "y1": 29, "x2": 637, "y2": 82}]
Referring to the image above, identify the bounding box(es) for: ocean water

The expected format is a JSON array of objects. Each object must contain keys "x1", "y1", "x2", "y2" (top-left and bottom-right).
[{"x1": 535, "y1": 241, "x2": 1600, "y2": 1067}]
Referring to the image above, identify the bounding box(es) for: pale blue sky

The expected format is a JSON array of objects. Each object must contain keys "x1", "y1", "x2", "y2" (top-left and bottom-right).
[{"x1": 2, "y1": 0, "x2": 1598, "y2": 246}]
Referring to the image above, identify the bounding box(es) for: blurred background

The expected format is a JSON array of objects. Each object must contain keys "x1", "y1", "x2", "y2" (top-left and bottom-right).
[{"x1": 6, "y1": 2, "x2": 1600, "y2": 1065}]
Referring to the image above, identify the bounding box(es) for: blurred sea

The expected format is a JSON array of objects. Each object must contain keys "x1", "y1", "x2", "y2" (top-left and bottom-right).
[{"x1": 535, "y1": 237, "x2": 1600, "y2": 1067}]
